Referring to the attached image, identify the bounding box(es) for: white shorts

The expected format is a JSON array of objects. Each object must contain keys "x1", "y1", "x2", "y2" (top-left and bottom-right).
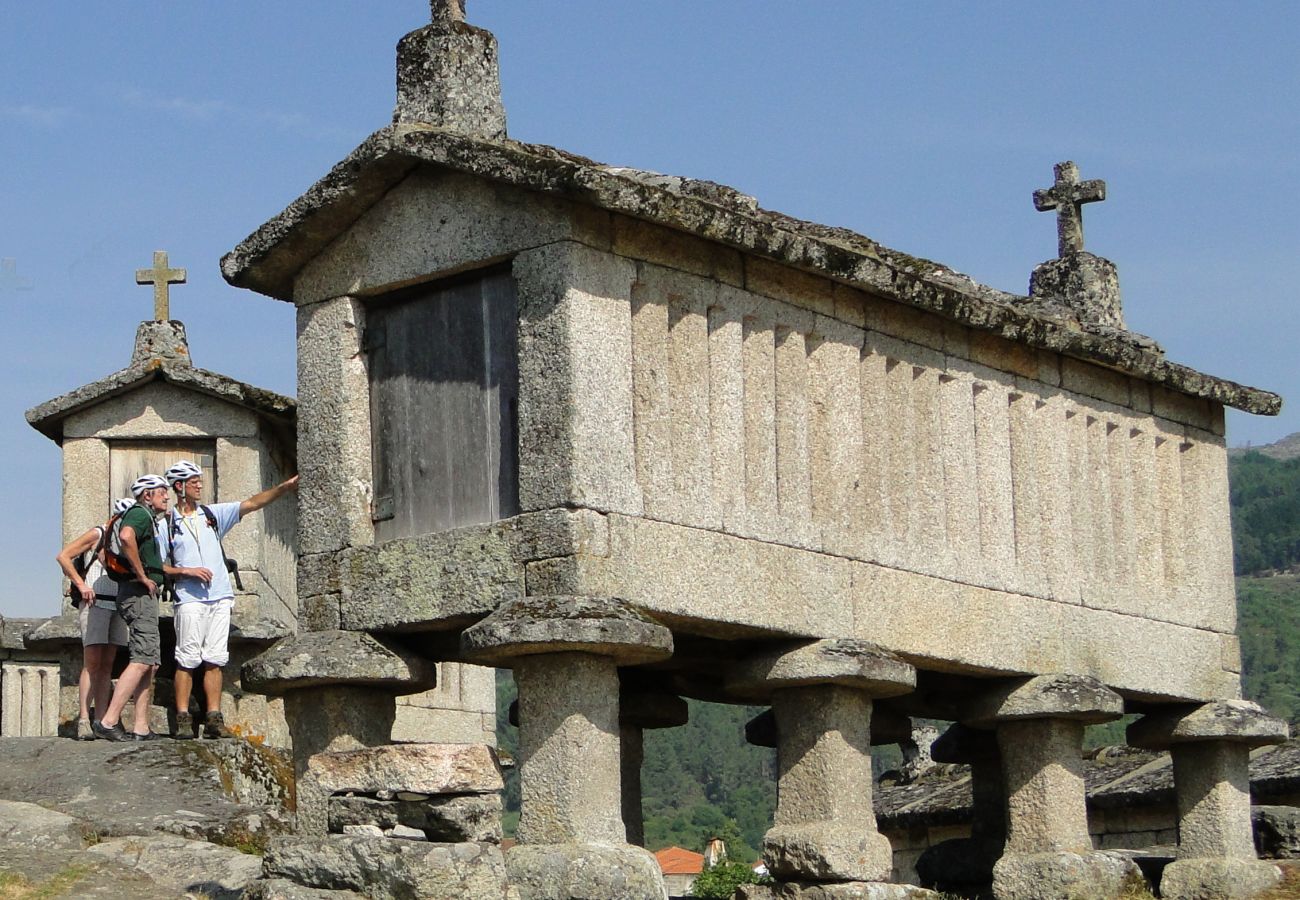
[
  {"x1": 79, "y1": 600, "x2": 129, "y2": 647},
  {"x1": 173, "y1": 598, "x2": 233, "y2": 668}
]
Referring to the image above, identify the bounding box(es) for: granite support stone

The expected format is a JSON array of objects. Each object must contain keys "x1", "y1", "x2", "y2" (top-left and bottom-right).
[
  {"x1": 964, "y1": 674, "x2": 1138, "y2": 900},
  {"x1": 1129, "y1": 700, "x2": 1288, "y2": 899},
  {"x1": 461, "y1": 595, "x2": 672, "y2": 900},
  {"x1": 242, "y1": 630, "x2": 438, "y2": 835},
  {"x1": 730, "y1": 640, "x2": 915, "y2": 884}
]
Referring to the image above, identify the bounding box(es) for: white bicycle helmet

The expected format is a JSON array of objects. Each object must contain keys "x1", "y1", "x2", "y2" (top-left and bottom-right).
[
  {"x1": 131, "y1": 474, "x2": 168, "y2": 497},
  {"x1": 112, "y1": 497, "x2": 134, "y2": 515},
  {"x1": 165, "y1": 460, "x2": 203, "y2": 486}
]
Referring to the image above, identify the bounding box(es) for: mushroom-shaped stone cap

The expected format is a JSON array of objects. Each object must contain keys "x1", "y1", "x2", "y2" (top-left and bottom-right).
[
  {"x1": 963, "y1": 674, "x2": 1124, "y2": 728},
  {"x1": 460, "y1": 595, "x2": 673, "y2": 666},
  {"x1": 728, "y1": 639, "x2": 916, "y2": 702},
  {"x1": 241, "y1": 630, "x2": 437, "y2": 696},
  {"x1": 1128, "y1": 699, "x2": 1290, "y2": 750},
  {"x1": 621, "y1": 687, "x2": 689, "y2": 730}
]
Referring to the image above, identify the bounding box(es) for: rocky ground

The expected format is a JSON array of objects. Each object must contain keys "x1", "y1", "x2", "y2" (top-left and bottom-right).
[{"x1": 0, "y1": 736, "x2": 294, "y2": 899}]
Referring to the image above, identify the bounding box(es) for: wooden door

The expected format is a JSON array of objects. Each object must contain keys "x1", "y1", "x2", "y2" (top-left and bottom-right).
[
  {"x1": 108, "y1": 440, "x2": 216, "y2": 508},
  {"x1": 366, "y1": 268, "x2": 519, "y2": 543}
]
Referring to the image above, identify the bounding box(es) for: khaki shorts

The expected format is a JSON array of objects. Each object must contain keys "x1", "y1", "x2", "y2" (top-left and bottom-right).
[
  {"x1": 116, "y1": 582, "x2": 160, "y2": 666},
  {"x1": 79, "y1": 599, "x2": 128, "y2": 647}
]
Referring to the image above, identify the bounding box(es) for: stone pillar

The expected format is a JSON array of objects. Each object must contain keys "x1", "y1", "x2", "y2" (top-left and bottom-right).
[
  {"x1": 964, "y1": 674, "x2": 1140, "y2": 900},
  {"x1": 462, "y1": 595, "x2": 673, "y2": 900},
  {"x1": 915, "y1": 723, "x2": 1006, "y2": 892},
  {"x1": 729, "y1": 639, "x2": 915, "y2": 886},
  {"x1": 620, "y1": 686, "x2": 688, "y2": 847},
  {"x1": 1129, "y1": 700, "x2": 1288, "y2": 900},
  {"x1": 241, "y1": 630, "x2": 437, "y2": 835}
]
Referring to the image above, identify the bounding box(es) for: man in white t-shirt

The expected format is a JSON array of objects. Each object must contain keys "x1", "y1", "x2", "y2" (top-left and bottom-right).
[{"x1": 161, "y1": 460, "x2": 298, "y2": 739}]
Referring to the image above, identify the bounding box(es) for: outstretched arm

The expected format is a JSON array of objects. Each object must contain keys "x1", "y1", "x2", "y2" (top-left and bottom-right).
[{"x1": 239, "y1": 475, "x2": 299, "y2": 518}]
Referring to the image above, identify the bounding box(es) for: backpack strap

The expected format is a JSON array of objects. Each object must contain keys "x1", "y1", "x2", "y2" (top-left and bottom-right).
[{"x1": 200, "y1": 504, "x2": 243, "y2": 591}]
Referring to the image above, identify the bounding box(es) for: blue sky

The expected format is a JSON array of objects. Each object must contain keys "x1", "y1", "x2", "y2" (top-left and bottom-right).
[{"x1": 2, "y1": 2, "x2": 1296, "y2": 617}]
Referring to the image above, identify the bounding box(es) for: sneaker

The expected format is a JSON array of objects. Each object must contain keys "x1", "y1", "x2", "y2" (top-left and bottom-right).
[
  {"x1": 202, "y1": 711, "x2": 232, "y2": 740},
  {"x1": 173, "y1": 711, "x2": 195, "y2": 740},
  {"x1": 76, "y1": 718, "x2": 94, "y2": 741},
  {"x1": 131, "y1": 731, "x2": 164, "y2": 741},
  {"x1": 92, "y1": 720, "x2": 128, "y2": 742}
]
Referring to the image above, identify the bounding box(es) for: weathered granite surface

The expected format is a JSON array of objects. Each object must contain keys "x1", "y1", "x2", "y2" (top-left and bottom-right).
[
  {"x1": 220, "y1": 123, "x2": 1280, "y2": 416},
  {"x1": 306, "y1": 742, "x2": 502, "y2": 795},
  {"x1": 461, "y1": 594, "x2": 673, "y2": 665},
  {"x1": 329, "y1": 792, "x2": 502, "y2": 843},
  {"x1": 262, "y1": 835, "x2": 513, "y2": 899},
  {"x1": 242, "y1": 630, "x2": 437, "y2": 695}
]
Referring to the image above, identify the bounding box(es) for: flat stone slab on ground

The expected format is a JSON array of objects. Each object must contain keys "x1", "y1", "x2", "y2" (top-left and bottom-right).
[
  {"x1": 245, "y1": 878, "x2": 367, "y2": 899},
  {"x1": 308, "y1": 741, "x2": 503, "y2": 795},
  {"x1": 0, "y1": 847, "x2": 179, "y2": 899},
  {"x1": 0, "y1": 737, "x2": 291, "y2": 847},
  {"x1": 0, "y1": 798, "x2": 86, "y2": 849},
  {"x1": 264, "y1": 835, "x2": 513, "y2": 899},
  {"x1": 85, "y1": 833, "x2": 263, "y2": 900}
]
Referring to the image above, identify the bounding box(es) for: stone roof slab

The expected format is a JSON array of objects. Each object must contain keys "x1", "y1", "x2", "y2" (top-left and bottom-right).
[{"x1": 221, "y1": 124, "x2": 1279, "y2": 416}]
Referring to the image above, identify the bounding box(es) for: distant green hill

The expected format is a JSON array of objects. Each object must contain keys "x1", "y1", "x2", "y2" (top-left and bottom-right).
[{"x1": 1230, "y1": 449, "x2": 1300, "y2": 576}]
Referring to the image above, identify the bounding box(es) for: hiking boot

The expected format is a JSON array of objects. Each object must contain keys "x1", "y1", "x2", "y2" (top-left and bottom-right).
[
  {"x1": 172, "y1": 711, "x2": 195, "y2": 740},
  {"x1": 76, "y1": 718, "x2": 94, "y2": 741},
  {"x1": 92, "y1": 720, "x2": 128, "y2": 742},
  {"x1": 202, "y1": 711, "x2": 232, "y2": 740}
]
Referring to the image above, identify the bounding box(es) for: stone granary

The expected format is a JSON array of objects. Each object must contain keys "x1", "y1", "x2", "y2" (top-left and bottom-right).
[
  {"x1": 222, "y1": 4, "x2": 1287, "y2": 899},
  {"x1": 18, "y1": 259, "x2": 298, "y2": 740}
]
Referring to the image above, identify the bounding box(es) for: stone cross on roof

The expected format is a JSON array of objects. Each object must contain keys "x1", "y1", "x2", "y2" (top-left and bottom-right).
[
  {"x1": 135, "y1": 250, "x2": 186, "y2": 321},
  {"x1": 1033, "y1": 161, "x2": 1106, "y2": 258},
  {"x1": 430, "y1": 0, "x2": 466, "y2": 26}
]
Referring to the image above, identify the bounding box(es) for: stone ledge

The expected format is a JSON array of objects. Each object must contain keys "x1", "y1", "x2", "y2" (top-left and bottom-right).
[
  {"x1": 241, "y1": 630, "x2": 437, "y2": 695},
  {"x1": 461, "y1": 595, "x2": 672, "y2": 666}
]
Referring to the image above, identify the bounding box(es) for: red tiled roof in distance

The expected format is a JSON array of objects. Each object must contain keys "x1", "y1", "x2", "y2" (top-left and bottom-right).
[{"x1": 655, "y1": 846, "x2": 705, "y2": 876}]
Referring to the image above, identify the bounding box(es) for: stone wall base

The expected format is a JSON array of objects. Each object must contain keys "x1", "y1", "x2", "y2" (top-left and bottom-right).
[
  {"x1": 1159, "y1": 857, "x2": 1282, "y2": 900},
  {"x1": 991, "y1": 850, "x2": 1143, "y2": 900},
  {"x1": 505, "y1": 842, "x2": 667, "y2": 900}
]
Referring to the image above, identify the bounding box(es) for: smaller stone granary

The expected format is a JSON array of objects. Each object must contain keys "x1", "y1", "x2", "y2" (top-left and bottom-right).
[
  {"x1": 20, "y1": 254, "x2": 298, "y2": 741},
  {"x1": 220, "y1": 4, "x2": 1289, "y2": 899}
]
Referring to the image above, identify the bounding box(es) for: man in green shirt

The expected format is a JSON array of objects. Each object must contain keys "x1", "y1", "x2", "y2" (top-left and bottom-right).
[{"x1": 93, "y1": 474, "x2": 170, "y2": 741}]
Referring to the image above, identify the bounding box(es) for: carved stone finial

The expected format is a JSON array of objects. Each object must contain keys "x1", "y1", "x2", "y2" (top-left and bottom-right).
[
  {"x1": 395, "y1": 0, "x2": 506, "y2": 138},
  {"x1": 1033, "y1": 161, "x2": 1106, "y2": 258},
  {"x1": 430, "y1": 0, "x2": 466, "y2": 27}
]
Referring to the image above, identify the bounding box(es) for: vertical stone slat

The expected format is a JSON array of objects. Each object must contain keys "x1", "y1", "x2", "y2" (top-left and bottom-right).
[
  {"x1": 1107, "y1": 417, "x2": 1137, "y2": 588},
  {"x1": 1035, "y1": 396, "x2": 1077, "y2": 601},
  {"x1": 858, "y1": 334, "x2": 892, "y2": 541},
  {"x1": 742, "y1": 315, "x2": 778, "y2": 517},
  {"x1": 20, "y1": 668, "x2": 40, "y2": 737},
  {"x1": 807, "y1": 323, "x2": 863, "y2": 531},
  {"x1": 912, "y1": 366, "x2": 947, "y2": 554},
  {"x1": 629, "y1": 286, "x2": 672, "y2": 516},
  {"x1": 1179, "y1": 432, "x2": 1235, "y2": 617},
  {"x1": 1086, "y1": 415, "x2": 1115, "y2": 588},
  {"x1": 1065, "y1": 408, "x2": 1094, "y2": 589},
  {"x1": 0, "y1": 664, "x2": 17, "y2": 736},
  {"x1": 1007, "y1": 391, "x2": 1043, "y2": 579},
  {"x1": 774, "y1": 326, "x2": 811, "y2": 521},
  {"x1": 40, "y1": 667, "x2": 59, "y2": 736},
  {"x1": 974, "y1": 381, "x2": 1015, "y2": 571},
  {"x1": 708, "y1": 303, "x2": 746, "y2": 521},
  {"x1": 940, "y1": 373, "x2": 980, "y2": 568},
  {"x1": 1156, "y1": 431, "x2": 1187, "y2": 588},
  {"x1": 669, "y1": 296, "x2": 714, "y2": 524},
  {"x1": 881, "y1": 353, "x2": 916, "y2": 544},
  {"x1": 1129, "y1": 422, "x2": 1165, "y2": 596}
]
